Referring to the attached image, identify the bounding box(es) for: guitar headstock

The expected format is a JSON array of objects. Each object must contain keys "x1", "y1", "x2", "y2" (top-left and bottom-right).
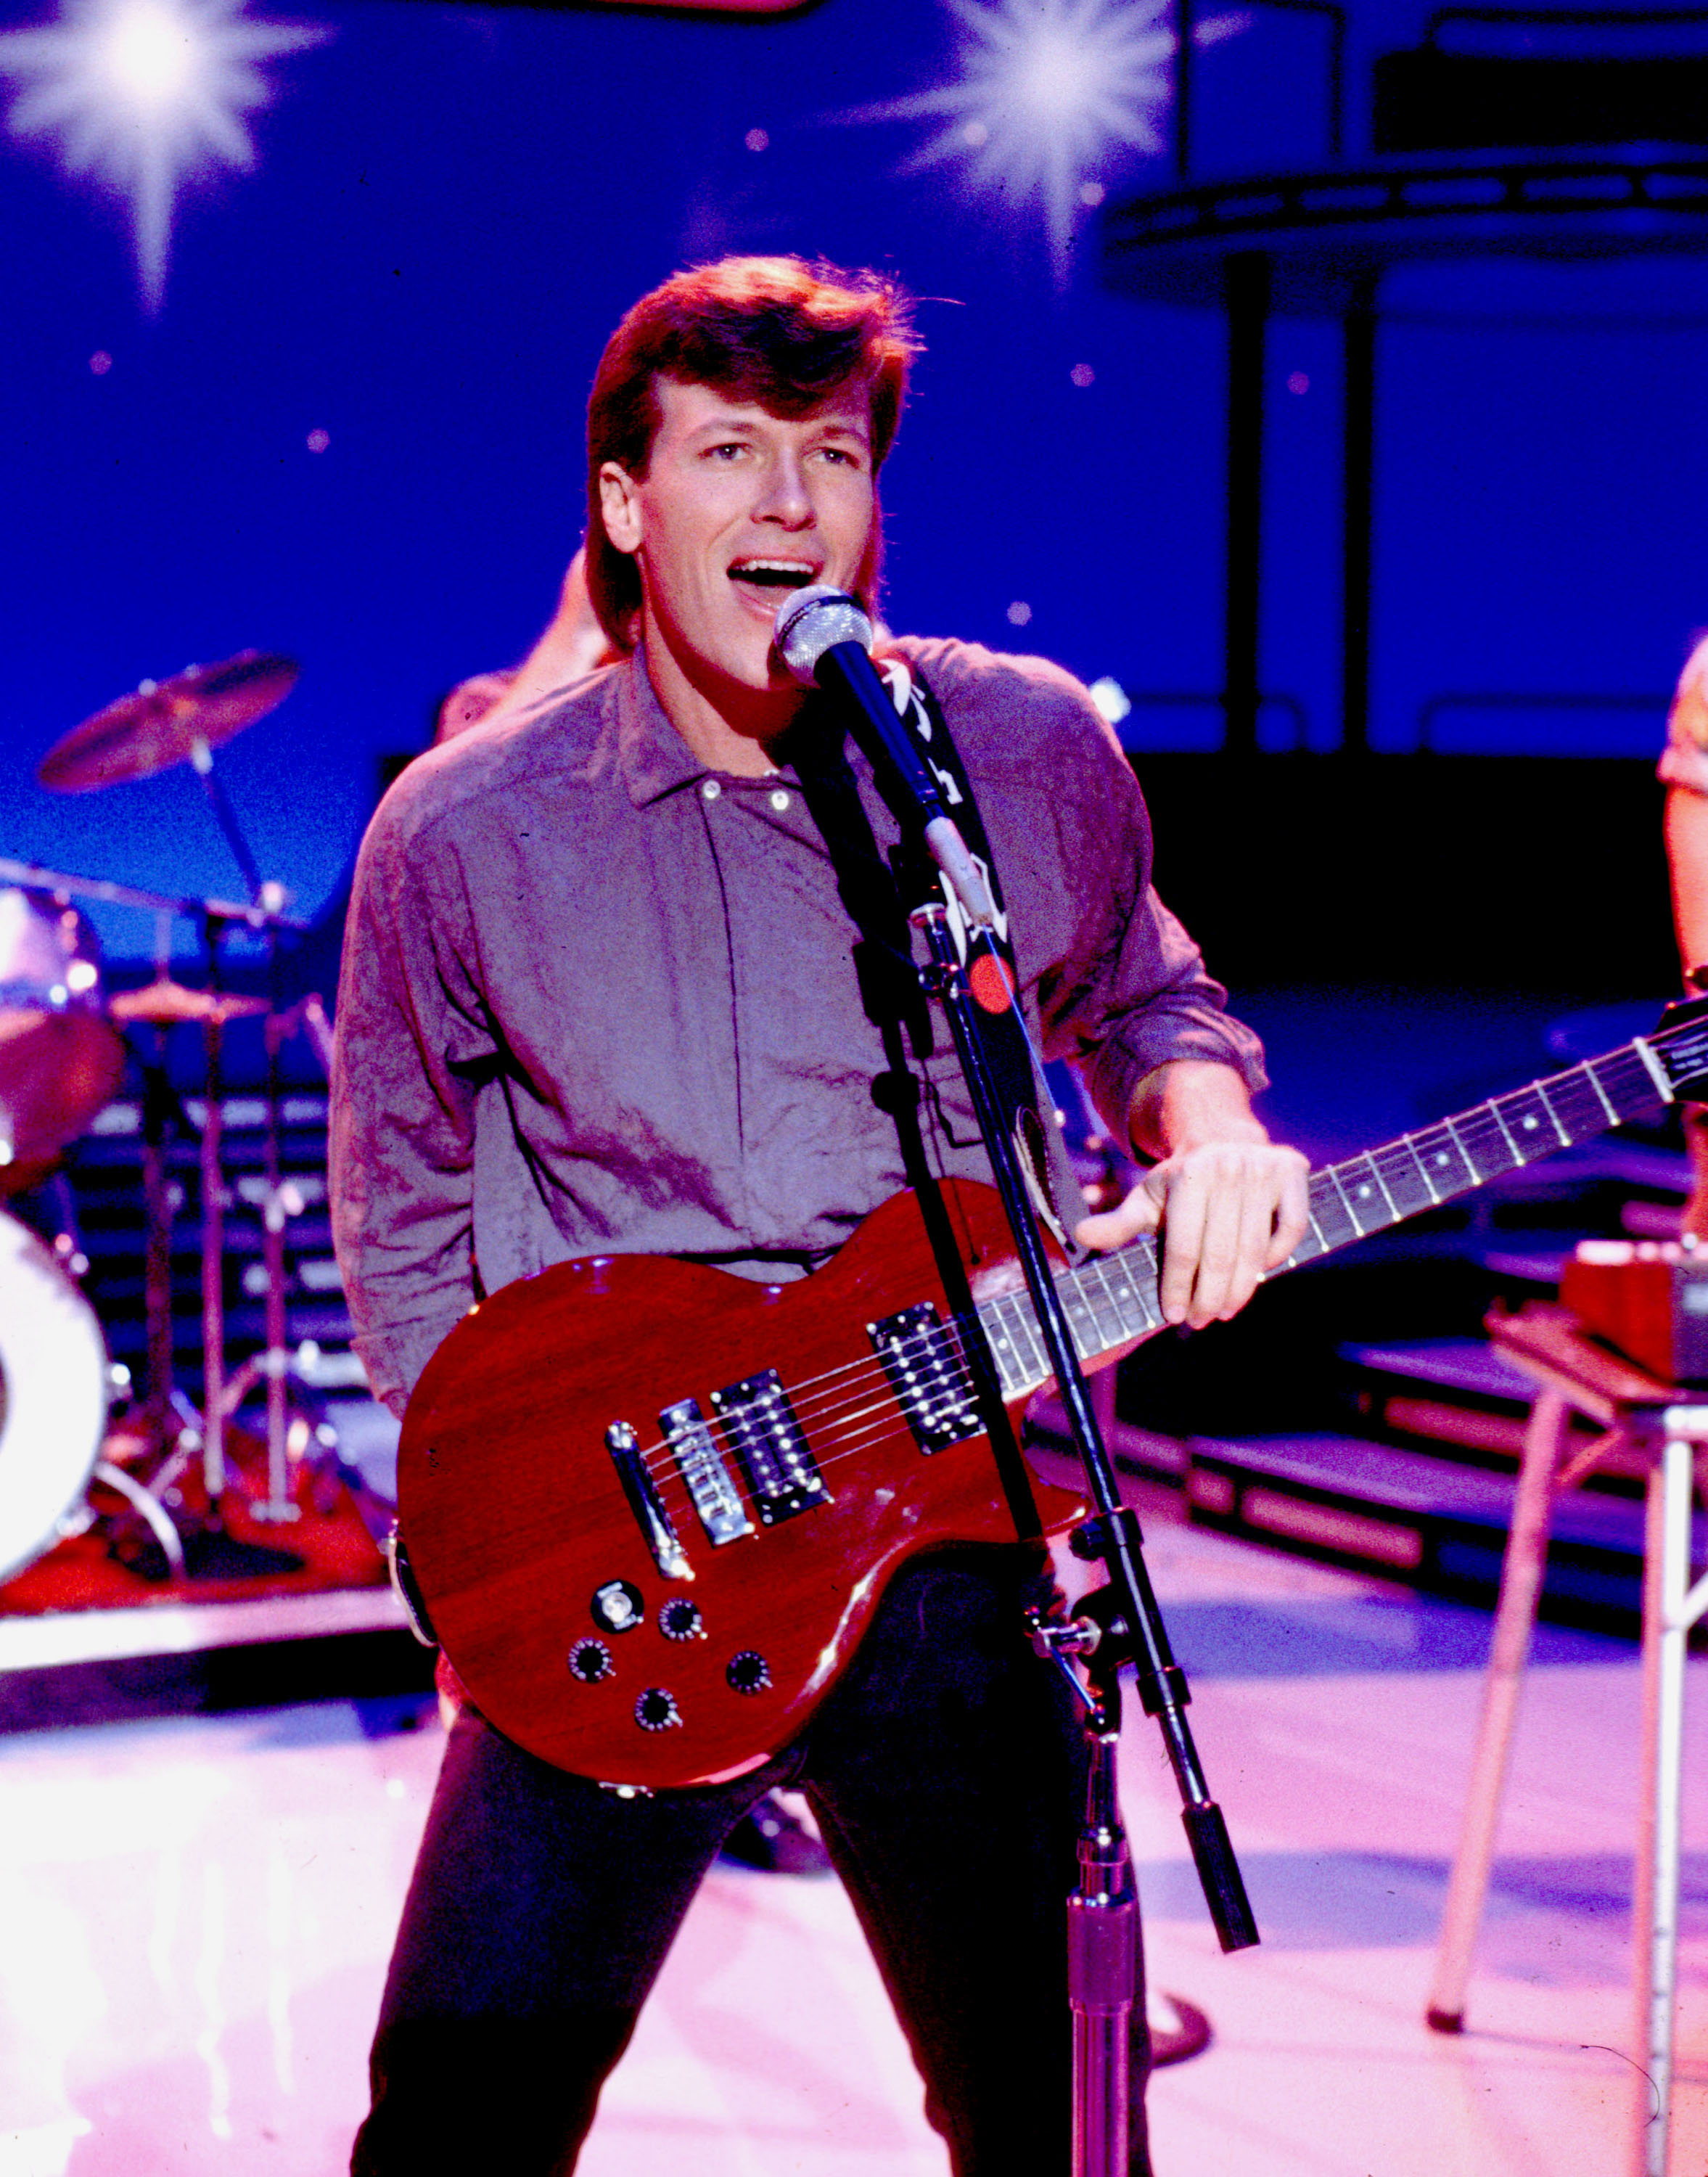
[{"x1": 1649, "y1": 994, "x2": 1708, "y2": 1102}]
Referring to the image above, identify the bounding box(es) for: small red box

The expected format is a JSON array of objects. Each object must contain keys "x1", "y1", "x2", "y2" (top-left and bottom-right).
[{"x1": 1560, "y1": 1241, "x2": 1708, "y2": 1386}]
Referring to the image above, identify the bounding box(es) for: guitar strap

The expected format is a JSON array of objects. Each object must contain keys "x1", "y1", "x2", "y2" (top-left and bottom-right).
[
  {"x1": 866, "y1": 654, "x2": 1092, "y2": 1260},
  {"x1": 787, "y1": 689, "x2": 1053, "y2": 1543},
  {"x1": 789, "y1": 655, "x2": 1091, "y2": 1261}
]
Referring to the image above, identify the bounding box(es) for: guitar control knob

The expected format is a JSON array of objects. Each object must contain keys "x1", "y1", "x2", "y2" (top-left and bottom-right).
[
  {"x1": 726, "y1": 1651, "x2": 771, "y2": 1696},
  {"x1": 591, "y1": 1579, "x2": 644, "y2": 1633},
  {"x1": 635, "y1": 1687, "x2": 681, "y2": 1732},
  {"x1": 567, "y1": 1639, "x2": 613, "y2": 1684},
  {"x1": 659, "y1": 1599, "x2": 705, "y2": 1642}
]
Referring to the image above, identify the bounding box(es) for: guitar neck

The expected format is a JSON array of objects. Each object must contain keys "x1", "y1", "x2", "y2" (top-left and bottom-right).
[{"x1": 975, "y1": 1028, "x2": 1683, "y2": 1403}]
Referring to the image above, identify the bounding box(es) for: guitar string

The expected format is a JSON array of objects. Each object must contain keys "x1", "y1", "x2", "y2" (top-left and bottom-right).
[
  {"x1": 628, "y1": 1254, "x2": 1161, "y2": 1488},
  {"x1": 624, "y1": 1307, "x2": 1141, "y2": 1538},
  {"x1": 623, "y1": 1241, "x2": 1160, "y2": 1483},
  {"x1": 621, "y1": 1068, "x2": 1625, "y2": 1490},
  {"x1": 620, "y1": 1054, "x2": 1652, "y2": 1510},
  {"x1": 623, "y1": 1089, "x2": 1563, "y2": 1499}
]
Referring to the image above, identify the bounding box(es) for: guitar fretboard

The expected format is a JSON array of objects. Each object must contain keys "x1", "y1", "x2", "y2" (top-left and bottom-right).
[{"x1": 974, "y1": 1031, "x2": 1679, "y2": 1402}]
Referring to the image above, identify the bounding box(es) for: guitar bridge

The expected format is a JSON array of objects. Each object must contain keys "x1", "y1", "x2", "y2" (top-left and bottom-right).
[
  {"x1": 710, "y1": 1370, "x2": 827, "y2": 1525},
  {"x1": 869, "y1": 1304, "x2": 982, "y2": 1454},
  {"x1": 604, "y1": 1420, "x2": 691, "y2": 1580},
  {"x1": 660, "y1": 1398, "x2": 755, "y2": 1546}
]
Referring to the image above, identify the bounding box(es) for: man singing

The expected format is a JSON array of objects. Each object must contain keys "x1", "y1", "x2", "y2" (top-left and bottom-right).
[{"x1": 331, "y1": 254, "x2": 1307, "y2": 2175}]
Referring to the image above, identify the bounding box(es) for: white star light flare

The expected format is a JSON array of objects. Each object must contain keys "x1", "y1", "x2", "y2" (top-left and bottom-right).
[
  {"x1": 0, "y1": 0, "x2": 327, "y2": 309},
  {"x1": 853, "y1": 0, "x2": 1244, "y2": 281}
]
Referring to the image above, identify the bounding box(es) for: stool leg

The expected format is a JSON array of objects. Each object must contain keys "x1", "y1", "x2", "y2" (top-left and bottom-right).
[
  {"x1": 1631, "y1": 1437, "x2": 1693, "y2": 2177},
  {"x1": 1426, "y1": 1385, "x2": 1569, "y2": 2033}
]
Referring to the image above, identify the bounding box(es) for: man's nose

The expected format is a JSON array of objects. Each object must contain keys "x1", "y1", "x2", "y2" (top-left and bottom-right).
[{"x1": 755, "y1": 453, "x2": 812, "y2": 527}]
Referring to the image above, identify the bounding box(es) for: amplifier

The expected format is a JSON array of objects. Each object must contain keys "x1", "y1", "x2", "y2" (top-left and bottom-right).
[{"x1": 1560, "y1": 1241, "x2": 1708, "y2": 1387}]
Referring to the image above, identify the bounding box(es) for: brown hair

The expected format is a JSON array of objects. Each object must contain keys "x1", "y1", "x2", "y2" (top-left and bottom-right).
[{"x1": 585, "y1": 255, "x2": 918, "y2": 650}]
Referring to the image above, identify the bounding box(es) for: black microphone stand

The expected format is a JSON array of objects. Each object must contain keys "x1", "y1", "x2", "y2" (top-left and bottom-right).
[
  {"x1": 907, "y1": 898, "x2": 1260, "y2": 2028},
  {"x1": 777, "y1": 589, "x2": 1259, "y2": 2173}
]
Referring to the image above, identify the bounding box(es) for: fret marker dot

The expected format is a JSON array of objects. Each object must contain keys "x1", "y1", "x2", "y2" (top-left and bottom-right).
[
  {"x1": 1358, "y1": 1184, "x2": 1372, "y2": 1199},
  {"x1": 1436, "y1": 1153, "x2": 1449, "y2": 1165}
]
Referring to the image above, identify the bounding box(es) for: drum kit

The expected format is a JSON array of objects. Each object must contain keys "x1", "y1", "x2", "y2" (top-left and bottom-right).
[{"x1": 0, "y1": 650, "x2": 341, "y2": 1591}]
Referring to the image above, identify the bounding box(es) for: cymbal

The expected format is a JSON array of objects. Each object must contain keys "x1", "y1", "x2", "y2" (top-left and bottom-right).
[
  {"x1": 38, "y1": 650, "x2": 300, "y2": 793},
  {"x1": 112, "y1": 980, "x2": 269, "y2": 1027}
]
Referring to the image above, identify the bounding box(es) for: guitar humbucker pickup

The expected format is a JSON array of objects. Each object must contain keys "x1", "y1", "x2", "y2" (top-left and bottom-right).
[
  {"x1": 869, "y1": 1303, "x2": 982, "y2": 1454},
  {"x1": 710, "y1": 1369, "x2": 827, "y2": 1525}
]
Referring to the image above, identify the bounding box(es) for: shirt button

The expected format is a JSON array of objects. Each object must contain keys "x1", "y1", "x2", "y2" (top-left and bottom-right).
[
  {"x1": 768, "y1": 788, "x2": 790, "y2": 812},
  {"x1": 701, "y1": 779, "x2": 721, "y2": 801}
]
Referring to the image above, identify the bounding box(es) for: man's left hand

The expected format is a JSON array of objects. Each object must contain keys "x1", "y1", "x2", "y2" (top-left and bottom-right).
[{"x1": 1073, "y1": 1060, "x2": 1310, "y2": 1330}]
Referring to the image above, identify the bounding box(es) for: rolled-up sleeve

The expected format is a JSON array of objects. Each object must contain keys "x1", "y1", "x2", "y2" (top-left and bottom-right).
[
  {"x1": 1011, "y1": 673, "x2": 1268, "y2": 1140},
  {"x1": 328, "y1": 777, "x2": 488, "y2": 1417}
]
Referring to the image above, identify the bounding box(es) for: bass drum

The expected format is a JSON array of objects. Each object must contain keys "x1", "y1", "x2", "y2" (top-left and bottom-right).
[
  {"x1": 0, "y1": 887, "x2": 125, "y2": 1192},
  {"x1": 0, "y1": 1209, "x2": 108, "y2": 1587}
]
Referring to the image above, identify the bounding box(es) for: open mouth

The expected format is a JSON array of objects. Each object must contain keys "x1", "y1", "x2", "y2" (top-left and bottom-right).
[{"x1": 728, "y1": 559, "x2": 818, "y2": 596}]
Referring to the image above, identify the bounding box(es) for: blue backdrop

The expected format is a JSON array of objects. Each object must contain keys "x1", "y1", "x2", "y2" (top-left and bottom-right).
[{"x1": 4, "y1": 0, "x2": 1707, "y2": 958}]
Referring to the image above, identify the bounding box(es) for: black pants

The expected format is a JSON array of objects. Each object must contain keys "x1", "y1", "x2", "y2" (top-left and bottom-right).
[{"x1": 352, "y1": 1549, "x2": 1152, "y2": 2175}]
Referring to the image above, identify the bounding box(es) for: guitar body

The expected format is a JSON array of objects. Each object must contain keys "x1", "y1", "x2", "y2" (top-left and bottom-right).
[{"x1": 398, "y1": 1181, "x2": 1088, "y2": 1790}]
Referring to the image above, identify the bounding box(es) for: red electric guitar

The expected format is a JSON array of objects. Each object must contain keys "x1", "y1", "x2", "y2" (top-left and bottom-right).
[{"x1": 398, "y1": 1001, "x2": 1708, "y2": 1790}]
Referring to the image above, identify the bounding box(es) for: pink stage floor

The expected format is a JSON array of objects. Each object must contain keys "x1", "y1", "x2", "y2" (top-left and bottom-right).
[{"x1": 2, "y1": 1512, "x2": 1703, "y2": 2177}]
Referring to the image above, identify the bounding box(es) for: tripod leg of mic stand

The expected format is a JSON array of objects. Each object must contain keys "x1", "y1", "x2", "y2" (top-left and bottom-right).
[{"x1": 1070, "y1": 1719, "x2": 1138, "y2": 2177}]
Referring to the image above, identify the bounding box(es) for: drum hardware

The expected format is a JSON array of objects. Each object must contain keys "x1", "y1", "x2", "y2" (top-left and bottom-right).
[
  {"x1": 0, "y1": 889, "x2": 126, "y2": 1190},
  {"x1": 112, "y1": 979, "x2": 269, "y2": 1028},
  {"x1": 0, "y1": 857, "x2": 304, "y2": 938},
  {"x1": 0, "y1": 1210, "x2": 112, "y2": 1588},
  {"x1": 5, "y1": 651, "x2": 320, "y2": 1574},
  {"x1": 36, "y1": 652, "x2": 306, "y2": 1516},
  {"x1": 36, "y1": 649, "x2": 300, "y2": 795},
  {"x1": 225, "y1": 990, "x2": 340, "y2": 1524}
]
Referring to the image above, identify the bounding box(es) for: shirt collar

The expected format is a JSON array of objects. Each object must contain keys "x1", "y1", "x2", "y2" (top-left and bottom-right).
[
  {"x1": 617, "y1": 648, "x2": 710, "y2": 808},
  {"x1": 615, "y1": 646, "x2": 852, "y2": 807}
]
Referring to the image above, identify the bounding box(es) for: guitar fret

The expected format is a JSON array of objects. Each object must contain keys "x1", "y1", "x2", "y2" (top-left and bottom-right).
[
  {"x1": 1371, "y1": 1138, "x2": 1435, "y2": 1220},
  {"x1": 1442, "y1": 1114, "x2": 1485, "y2": 1184},
  {"x1": 1532, "y1": 1078, "x2": 1570, "y2": 1147},
  {"x1": 1584, "y1": 1057, "x2": 1619, "y2": 1126},
  {"x1": 1359, "y1": 1153, "x2": 1399, "y2": 1226},
  {"x1": 1083, "y1": 1257, "x2": 1128, "y2": 1350},
  {"x1": 1633, "y1": 1036, "x2": 1675, "y2": 1104},
  {"x1": 1552, "y1": 1065, "x2": 1613, "y2": 1139},
  {"x1": 1410, "y1": 1121, "x2": 1473, "y2": 1194},
  {"x1": 972, "y1": 1022, "x2": 1692, "y2": 1415},
  {"x1": 1327, "y1": 1163, "x2": 1371, "y2": 1237},
  {"x1": 1486, "y1": 1099, "x2": 1523, "y2": 1169},
  {"x1": 1497, "y1": 1083, "x2": 1566, "y2": 1158},
  {"x1": 1004, "y1": 1292, "x2": 1048, "y2": 1388},
  {"x1": 1307, "y1": 1171, "x2": 1359, "y2": 1249},
  {"x1": 1404, "y1": 1133, "x2": 1442, "y2": 1204},
  {"x1": 980, "y1": 1293, "x2": 1030, "y2": 1396},
  {"x1": 1059, "y1": 1277, "x2": 1095, "y2": 1362},
  {"x1": 1100, "y1": 1245, "x2": 1160, "y2": 1336}
]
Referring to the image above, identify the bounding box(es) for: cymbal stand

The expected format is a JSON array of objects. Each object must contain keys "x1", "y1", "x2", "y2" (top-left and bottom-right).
[
  {"x1": 189, "y1": 735, "x2": 263, "y2": 903},
  {"x1": 197, "y1": 909, "x2": 231, "y2": 1501},
  {"x1": 221, "y1": 995, "x2": 332, "y2": 1523},
  {"x1": 182, "y1": 734, "x2": 291, "y2": 1507}
]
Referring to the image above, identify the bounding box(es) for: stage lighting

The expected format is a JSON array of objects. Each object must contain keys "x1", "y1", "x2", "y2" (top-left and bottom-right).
[
  {"x1": 850, "y1": 0, "x2": 1244, "y2": 282},
  {"x1": 0, "y1": 0, "x2": 327, "y2": 309}
]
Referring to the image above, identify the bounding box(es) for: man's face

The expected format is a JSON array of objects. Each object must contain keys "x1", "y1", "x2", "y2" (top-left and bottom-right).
[{"x1": 599, "y1": 375, "x2": 876, "y2": 707}]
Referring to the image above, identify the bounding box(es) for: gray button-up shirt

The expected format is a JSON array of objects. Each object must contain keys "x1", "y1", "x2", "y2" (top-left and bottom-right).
[{"x1": 329, "y1": 635, "x2": 1265, "y2": 1416}]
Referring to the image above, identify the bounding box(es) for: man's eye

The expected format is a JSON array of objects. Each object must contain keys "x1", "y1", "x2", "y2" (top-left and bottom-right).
[{"x1": 707, "y1": 442, "x2": 747, "y2": 461}]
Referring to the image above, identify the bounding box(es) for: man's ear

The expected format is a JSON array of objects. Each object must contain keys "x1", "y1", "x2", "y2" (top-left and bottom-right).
[{"x1": 599, "y1": 462, "x2": 643, "y2": 554}]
